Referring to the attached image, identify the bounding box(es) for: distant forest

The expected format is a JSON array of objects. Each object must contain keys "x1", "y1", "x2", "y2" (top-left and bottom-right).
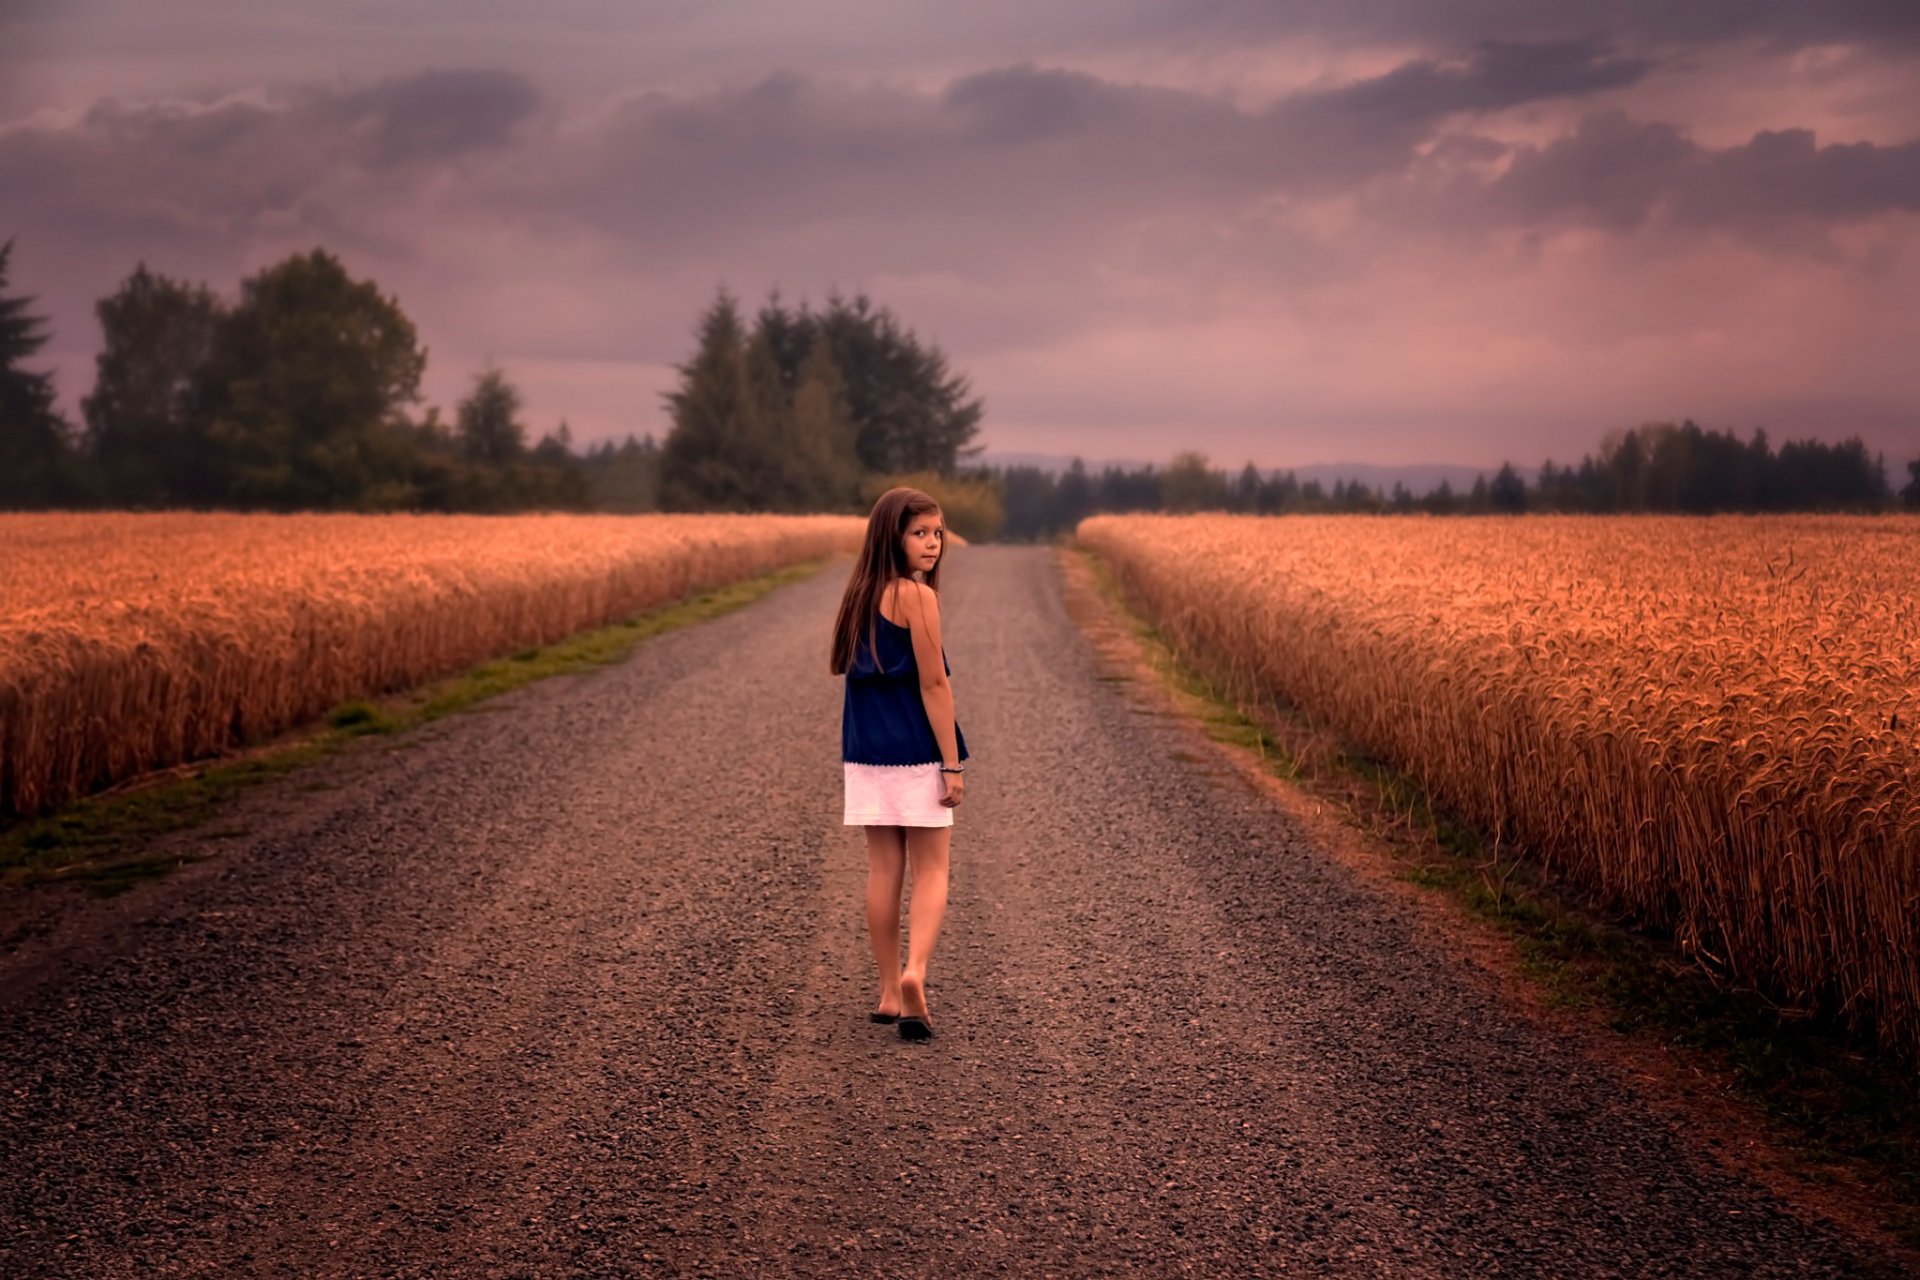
[
  {"x1": 3, "y1": 236, "x2": 1917, "y2": 538},
  {"x1": 981, "y1": 425, "x2": 1919, "y2": 541}
]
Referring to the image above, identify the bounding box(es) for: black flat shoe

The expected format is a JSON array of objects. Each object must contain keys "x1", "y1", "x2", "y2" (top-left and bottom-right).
[
  {"x1": 897, "y1": 1015, "x2": 933, "y2": 1041},
  {"x1": 869, "y1": 1011, "x2": 899, "y2": 1024}
]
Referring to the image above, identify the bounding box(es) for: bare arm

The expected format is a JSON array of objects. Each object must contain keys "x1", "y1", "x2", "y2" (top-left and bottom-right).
[{"x1": 901, "y1": 581, "x2": 962, "y2": 769}]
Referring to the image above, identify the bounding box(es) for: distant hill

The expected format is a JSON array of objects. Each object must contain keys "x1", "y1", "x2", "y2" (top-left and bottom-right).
[{"x1": 975, "y1": 450, "x2": 1533, "y2": 498}]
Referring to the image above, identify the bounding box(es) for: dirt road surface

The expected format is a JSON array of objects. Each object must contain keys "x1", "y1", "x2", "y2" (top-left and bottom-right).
[{"x1": 0, "y1": 546, "x2": 1882, "y2": 1277}]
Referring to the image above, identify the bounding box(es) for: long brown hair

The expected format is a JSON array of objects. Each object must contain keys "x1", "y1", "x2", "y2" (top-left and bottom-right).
[{"x1": 830, "y1": 486, "x2": 946, "y2": 675}]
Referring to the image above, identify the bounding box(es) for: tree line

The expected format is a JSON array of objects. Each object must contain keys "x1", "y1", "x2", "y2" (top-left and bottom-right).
[
  {"x1": 0, "y1": 237, "x2": 982, "y2": 515},
  {"x1": 979, "y1": 426, "x2": 1920, "y2": 541},
  {"x1": 5, "y1": 235, "x2": 1917, "y2": 533}
]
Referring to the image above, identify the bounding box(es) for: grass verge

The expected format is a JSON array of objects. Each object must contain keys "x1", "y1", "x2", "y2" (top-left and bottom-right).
[
  {"x1": 1, "y1": 555, "x2": 837, "y2": 897},
  {"x1": 1065, "y1": 540, "x2": 1920, "y2": 1255}
]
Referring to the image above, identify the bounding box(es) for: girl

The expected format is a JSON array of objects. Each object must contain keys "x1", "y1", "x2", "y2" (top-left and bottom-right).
[{"x1": 829, "y1": 487, "x2": 970, "y2": 1042}]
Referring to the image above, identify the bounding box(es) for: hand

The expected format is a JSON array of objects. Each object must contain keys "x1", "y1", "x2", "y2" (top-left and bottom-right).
[{"x1": 939, "y1": 769, "x2": 966, "y2": 808}]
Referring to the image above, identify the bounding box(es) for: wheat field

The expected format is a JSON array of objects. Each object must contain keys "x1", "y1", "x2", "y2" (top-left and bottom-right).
[
  {"x1": 0, "y1": 512, "x2": 864, "y2": 818},
  {"x1": 1078, "y1": 512, "x2": 1920, "y2": 1064}
]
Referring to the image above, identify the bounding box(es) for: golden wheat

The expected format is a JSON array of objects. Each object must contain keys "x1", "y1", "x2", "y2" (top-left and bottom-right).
[
  {"x1": 0, "y1": 511, "x2": 864, "y2": 817},
  {"x1": 1079, "y1": 512, "x2": 1920, "y2": 1064}
]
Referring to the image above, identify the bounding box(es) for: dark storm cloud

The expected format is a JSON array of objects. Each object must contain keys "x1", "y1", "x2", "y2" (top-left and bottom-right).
[
  {"x1": 947, "y1": 38, "x2": 1650, "y2": 154},
  {"x1": 8, "y1": 37, "x2": 1904, "y2": 294},
  {"x1": 310, "y1": 68, "x2": 542, "y2": 168},
  {"x1": 0, "y1": 67, "x2": 542, "y2": 239},
  {"x1": 1487, "y1": 110, "x2": 1920, "y2": 232},
  {"x1": 1682, "y1": 128, "x2": 1920, "y2": 226},
  {"x1": 1260, "y1": 36, "x2": 1652, "y2": 190},
  {"x1": 1483, "y1": 113, "x2": 1698, "y2": 232},
  {"x1": 1316, "y1": 37, "x2": 1650, "y2": 120},
  {"x1": 550, "y1": 38, "x2": 1655, "y2": 248},
  {"x1": 1176, "y1": 0, "x2": 1920, "y2": 54},
  {"x1": 563, "y1": 68, "x2": 1256, "y2": 245},
  {"x1": 943, "y1": 65, "x2": 1191, "y2": 145}
]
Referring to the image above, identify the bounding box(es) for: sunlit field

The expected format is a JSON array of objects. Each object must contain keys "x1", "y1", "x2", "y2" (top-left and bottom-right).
[
  {"x1": 1078, "y1": 513, "x2": 1920, "y2": 1063},
  {"x1": 0, "y1": 512, "x2": 863, "y2": 818}
]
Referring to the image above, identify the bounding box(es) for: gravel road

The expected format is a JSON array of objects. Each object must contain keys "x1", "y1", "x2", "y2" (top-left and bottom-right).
[{"x1": 0, "y1": 545, "x2": 1883, "y2": 1278}]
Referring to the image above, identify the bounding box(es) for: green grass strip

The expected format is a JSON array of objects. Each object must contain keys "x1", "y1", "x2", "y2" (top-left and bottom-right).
[
  {"x1": 0, "y1": 555, "x2": 837, "y2": 897},
  {"x1": 1071, "y1": 541, "x2": 1920, "y2": 1251}
]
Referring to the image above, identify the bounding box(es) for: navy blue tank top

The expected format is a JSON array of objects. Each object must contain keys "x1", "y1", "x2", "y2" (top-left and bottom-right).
[{"x1": 842, "y1": 610, "x2": 971, "y2": 766}]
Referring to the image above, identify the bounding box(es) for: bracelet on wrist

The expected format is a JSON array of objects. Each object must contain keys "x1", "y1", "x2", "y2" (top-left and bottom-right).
[{"x1": 939, "y1": 762, "x2": 965, "y2": 774}]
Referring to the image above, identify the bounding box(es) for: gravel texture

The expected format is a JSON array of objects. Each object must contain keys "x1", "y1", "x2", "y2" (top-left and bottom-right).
[{"x1": 0, "y1": 544, "x2": 1881, "y2": 1278}]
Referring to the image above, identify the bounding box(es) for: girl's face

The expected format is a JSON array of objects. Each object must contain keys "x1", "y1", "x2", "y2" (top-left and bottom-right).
[{"x1": 900, "y1": 510, "x2": 944, "y2": 574}]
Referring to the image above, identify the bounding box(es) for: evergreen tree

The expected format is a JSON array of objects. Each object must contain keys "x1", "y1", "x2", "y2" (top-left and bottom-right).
[
  {"x1": 457, "y1": 367, "x2": 528, "y2": 467},
  {"x1": 1598, "y1": 428, "x2": 1646, "y2": 512},
  {"x1": 193, "y1": 248, "x2": 427, "y2": 510},
  {"x1": 1233, "y1": 461, "x2": 1262, "y2": 512},
  {"x1": 1535, "y1": 460, "x2": 1559, "y2": 511},
  {"x1": 81, "y1": 263, "x2": 226, "y2": 507},
  {"x1": 659, "y1": 290, "x2": 759, "y2": 510},
  {"x1": 739, "y1": 328, "x2": 795, "y2": 507},
  {"x1": 583, "y1": 432, "x2": 662, "y2": 513},
  {"x1": 1057, "y1": 457, "x2": 1093, "y2": 529},
  {"x1": 1641, "y1": 421, "x2": 1687, "y2": 510},
  {"x1": 1489, "y1": 461, "x2": 1527, "y2": 512},
  {"x1": 1903, "y1": 458, "x2": 1920, "y2": 510},
  {"x1": 753, "y1": 292, "x2": 815, "y2": 397},
  {"x1": 783, "y1": 332, "x2": 861, "y2": 511},
  {"x1": 0, "y1": 237, "x2": 81, "y2": 508},
  {"x1": 661, "y1": 286, "x2": 985, "y2": 505},
  {"x1": 1257, "y1": 469, "x2": 1299, "y2": 514},
  {"x1": 1745, "y1": 428, "x2": 1776, "y2": 510},
  {"x1": 534, "y1": 418, "x2": 575, "y2": 463},
  {"x1": 990, "y1": 464, "x2": 1057, "y2": 540},
  {"x1": 448, "y1": 366, "x2": 537, "y2": 511},
  {"x1": 815, "y1": 292, "x2": 983, "y2": 475},
  {"x1": 528, "y1": 420, "x2": 591, "y2": 510},
  {"x1": 387, "y1": 404, "x2": 464, "y2": 512},
  {"x1": 1100, "y1": 462, "x2": 1159, "y2": 512}
]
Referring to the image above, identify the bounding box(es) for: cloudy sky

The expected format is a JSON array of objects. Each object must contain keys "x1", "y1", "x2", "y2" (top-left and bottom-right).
[{"x1": 3, "y1": 1, "x2": 1918, "y2": 471}]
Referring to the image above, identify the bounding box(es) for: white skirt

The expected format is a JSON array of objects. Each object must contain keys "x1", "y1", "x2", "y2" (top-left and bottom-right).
[{"x1": 843, "y1": 761, "x2": 954, "y2": 827}]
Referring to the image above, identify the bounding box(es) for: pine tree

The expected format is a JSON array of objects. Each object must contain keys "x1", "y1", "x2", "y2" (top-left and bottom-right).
[
  {"x1": 783, "y1": 331, "x2": 861, "y2": 511},
  {"x1": 581, "y1": 432, "x2": 662, "y2": 513},
  {"x1": 457, "y1": 366, "x2": 528, "y2": 466},
  {"x1": 1057, "y1": 457, "x2": 1093, "y2": 527},
  {"x1": 739, "y1": 327, "x2": 795, "y2": 508},
  {"x1": 753, "y1": 292, "x2": 815, "y2": 397},
  {"x1": 1233, "y1": 461, "x2": 1262, "y2": 511},
  {"x1": 0, "y1": 238, "x2": 79, "y2": 508},
  {"x1": 659, "y1": 290, "x2": 756, "y2": 510},
  {"x1": 1489, "y1": 462, "x2": 1527, "y2": 512},
  {"x1": 815, "y1": 292, "x2": 982, "y2": 475},
  {"x1": 1468, "y1": 473, "x2": 1491, "y2": 512},
  {"x1": 668, "y1": 291, "x2": 802, "y2": 510}
]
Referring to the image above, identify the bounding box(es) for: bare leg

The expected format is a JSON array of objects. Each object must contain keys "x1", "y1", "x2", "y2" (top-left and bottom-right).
[
  {"x1": 901, "y1": 825, "x2": 952, "y2": 1023},
  {"x1": 865, "y1": 825, "x2": 907, "y2": 1016}
]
